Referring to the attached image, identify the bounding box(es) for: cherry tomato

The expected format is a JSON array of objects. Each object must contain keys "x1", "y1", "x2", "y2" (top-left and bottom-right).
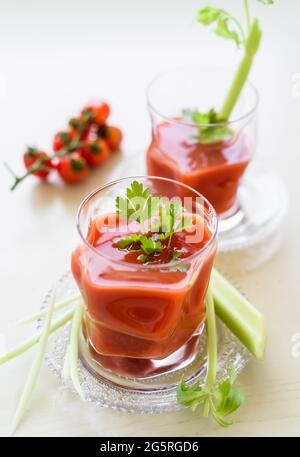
[
  {"x1": 82, "y1": 99, "x2": 110, "y2": 125},
  {"x1": 68, "y1": 117, "x2": 92, "y2": 141},
  {"x1": 23, "y1": 147, "x2": 53, "y2": 179},
  {"x1": 57, "y1": 152, "x2": 88, "y2": 184},
  {"x1": 53, "y1": 130, "x2": 77, "y2": 153},
  {"x1": 81, "y1": 137, "x2": 110, "y2": 167},
  {"x1": 99, "y1": 125, "x2": 122, "y2": 151}
]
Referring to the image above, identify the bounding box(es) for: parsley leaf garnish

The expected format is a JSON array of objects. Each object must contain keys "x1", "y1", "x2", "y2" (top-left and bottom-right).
[
  {"x1": 115, "y1": 181, "x2": 195, "y2": 267},
  {"x1": 140, "y1": 235, "x2": 163, "y2": 255},
  {"x1": 117, "y1": 233, "x2": 163, "y2": 264},
  {"x1": 182, "y1": 108, "x2": 232, "y2": 144},
  {"x1": 117, "y1": 234, "x2": 143, "y2": 249},
  {"x1": 116, "y1": 180, "x2": 151, "y2": 224},
  {"x1": 170, "y1": 251, "x2": 182, "y2": 262},
  {"x1": 169, "y1": 251, "x2": 187, "y2": 272}
]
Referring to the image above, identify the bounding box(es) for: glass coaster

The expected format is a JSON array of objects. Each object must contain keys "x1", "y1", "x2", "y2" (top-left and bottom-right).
[
  {"x1": 111, "y1": 154, "x2": 288, "y2": 271},
  {"x1": 44, "y1": 271, "x2": 250, "y2": 413},
  {"x1": 216, "y1": 163, "x2": 288, "y2": 271}
]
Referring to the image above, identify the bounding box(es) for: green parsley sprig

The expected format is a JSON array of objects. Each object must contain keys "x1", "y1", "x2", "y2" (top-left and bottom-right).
[
  {"x1": 116, "y1": 181, "x2": 193, "y2": 266},
  {"x1": 139, "y1": 236, "x2": 163, "y2": 263},
  {"x1": 182, "y1": 108, "x2": 232, "y2": 144},
  {"x1": 116, "y1": 180, "x2": 152, "y2": 224},
  {"x1": 169, "y1": 251, "x2": 188, "y2": 272}
]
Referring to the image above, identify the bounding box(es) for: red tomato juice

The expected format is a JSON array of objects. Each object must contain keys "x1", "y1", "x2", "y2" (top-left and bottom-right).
[
  {"x1": 147, "y1": 122, "x2": 250, "y2": 215},
  {"x1": 71, "y1": 214, "x2": 216, "y2": 376}
]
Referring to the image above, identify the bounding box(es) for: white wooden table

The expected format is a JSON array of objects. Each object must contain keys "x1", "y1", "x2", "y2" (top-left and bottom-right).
[{"x1": 0, "y1": 0, "x2": 300, "y2": 437}]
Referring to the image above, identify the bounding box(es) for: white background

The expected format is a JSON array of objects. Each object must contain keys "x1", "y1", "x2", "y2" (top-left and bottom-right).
[{"x1": 0, "y1": 0, "x2": 300, "y2": 437}]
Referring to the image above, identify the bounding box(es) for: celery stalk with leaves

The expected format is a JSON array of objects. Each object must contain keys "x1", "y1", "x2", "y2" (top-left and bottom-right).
[
  {"x1": 183, "y1": 0, "x2": 274, "y2": 143},
  {"x1": 177, "y1": 289, "x2": 245, "y2": 426}
]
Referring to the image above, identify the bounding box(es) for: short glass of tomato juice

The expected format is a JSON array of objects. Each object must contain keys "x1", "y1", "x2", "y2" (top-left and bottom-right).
[
  {"x1": 146, "y1": 67, "x2": 258, "y2": 227},
  {"x1": 71, "y1": 176, "x2": 217, "y2": 385}
]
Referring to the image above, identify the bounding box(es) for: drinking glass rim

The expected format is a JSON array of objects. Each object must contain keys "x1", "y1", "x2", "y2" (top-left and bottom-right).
[
  {"x1": 146, "y1": 65, "x2": 259, "y2": 128},
  {"x1": 76, "y1": 175, "x2": 218, "y2": 270}
]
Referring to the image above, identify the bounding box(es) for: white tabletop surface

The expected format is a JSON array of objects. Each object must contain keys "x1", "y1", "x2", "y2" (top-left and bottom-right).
[{"x1": 0, "y1": 0, "x2": 300, "y2": 437}]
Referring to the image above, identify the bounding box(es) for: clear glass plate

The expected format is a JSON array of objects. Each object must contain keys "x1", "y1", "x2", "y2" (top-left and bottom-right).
[{"x1": 44, "y1": 271, "x2": 250, "y2": 414}]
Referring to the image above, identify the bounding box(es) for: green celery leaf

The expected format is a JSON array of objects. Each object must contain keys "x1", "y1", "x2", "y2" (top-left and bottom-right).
[
  {"x1": 197, "y1": 7, "x2": 245, "y2": 47},
  {"x1": 197, "y1": 6, "x2": 222, "y2": 25},
  {"x1": 215, "y1": 16, "x2": 241, "y2": 46},
  {"x1": 214, "y1": 373, "x2": 245, "y2": 417},
  {"x1": 177, "y1": 379, "x2": 208, "y2": 409}
]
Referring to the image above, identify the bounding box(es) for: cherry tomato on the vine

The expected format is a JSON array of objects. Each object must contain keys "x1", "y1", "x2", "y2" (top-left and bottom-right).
[
  {"x1": 81, "y1": 138, "x2": 110, "y2": 167},
  {"x1": 53, "y1": 130, "x2": 78, "y2": 153},
  {"x1": 6, "y1": 97, "x2": 122, "y2": 191},
  {"x1": 68, "y1": 117, "x2": 92, "y2": 141},
  {"x1": 23, "y1": 147, "x2": 53, "y2": 179},
  {"x1": 99, "y1": 125, "x2": 122, "y2": 151},
  {"x1": 57, "y1": 152, "x2": 88, "y2": 184},
  {"x1": 82, "y1": 99, "x2": 110, "y2": 125}
]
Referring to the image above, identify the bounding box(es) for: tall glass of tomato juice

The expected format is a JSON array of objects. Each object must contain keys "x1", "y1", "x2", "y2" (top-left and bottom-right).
[
  {"x1": 146, "y1": 67, "x2": 258, "y2": 221},
  {"x1": 72, "y1": 176, "x2": 217, "y2": 380}
]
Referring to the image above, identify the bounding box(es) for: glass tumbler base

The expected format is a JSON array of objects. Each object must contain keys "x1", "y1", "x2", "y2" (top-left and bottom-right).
[
  {"x1": 43, "y1": 272, "x2": 250, "y2": 413},
  {"x1": 79, "y1": 326, "x2": 207, "y2": 390}
]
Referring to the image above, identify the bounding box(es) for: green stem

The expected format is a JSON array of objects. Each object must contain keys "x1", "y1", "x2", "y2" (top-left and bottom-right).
[
  {"x1": 6, "y1": 139, "x2": 81, "y2": 191},
  {"x1": 69, "y1": 300, "x2": 84, "y2": 399},
  {"x1": 219, "y1": 18, "x2": 262, "y2": 121},
  {"x1": 8, "y1": 156, "x2": 49, "y2": 191},
  {"x1": 9, "y1": 287, "x2": 57, "y2": 436},
  {"x1": 62, "y1": 344, "x2": 70, "y2": 380},
  {"x1": 17, "y1": 294, "x2": 80, "y2": 325},
  {"x1": 244, "y1": 0, "x2": 251, "y2": 33},
  {"x1": 0, "y1": 308, "x2": 74, "y2": 366},
  {"x1": 205, "y1": 288, "x2": 217, "y2": 389},
  {"x1": 202, "y1": 287, "x2": 217, "y2": 418},
  {"x1": 229, "y1": 15, "x2": 246, "y2": 44},
  {"x1": 167, "y1": 232, "x2": 173, "y2": 248}
]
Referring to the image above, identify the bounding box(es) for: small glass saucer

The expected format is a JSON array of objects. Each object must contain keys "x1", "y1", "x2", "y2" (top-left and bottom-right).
[
  {"x1": 44, "y1": 271, "x2": 250, "y2": 413},
  {"x1": 216, "y1": 163, "x2": 288, "y2": 271}
]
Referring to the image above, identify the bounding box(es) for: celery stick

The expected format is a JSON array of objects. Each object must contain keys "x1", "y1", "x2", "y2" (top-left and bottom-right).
[
  {"x1": 62, "y1": 344, "x2": 70, "y2": 380},
  {"x1": 9, "y1": 287, "x2": 56, "y2": 436},
  {"x1": 0, "y1": 308, "x2": 74, "y2": 366},
  {"x1": 69, "y1": 301, "x2": 84, "y2": 399},
  {"x1": 204, "y1": 288, "x2": 217, "y2": 390},
  {"x1": 219, "y1": 18, "x2": 262, "y2": 121},
  {"x1": 17, "y1": 294, "x2": 80, "y2": 325},
  {"x1": 203, "y1": 288, "x2": 217, "y2": 417},
  {"x1": 210, "y1": 268, "x2": 267, "y2": 361}
]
